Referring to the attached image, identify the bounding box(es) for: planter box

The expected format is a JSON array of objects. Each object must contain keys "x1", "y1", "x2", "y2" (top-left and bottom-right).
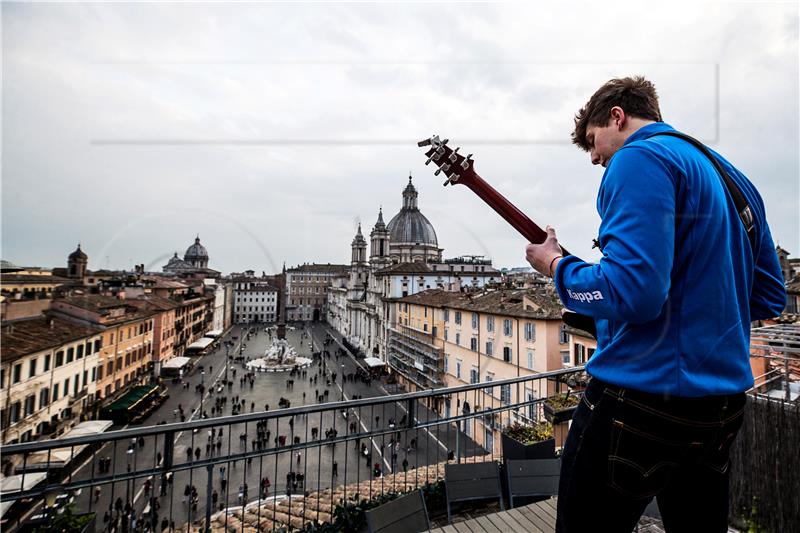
[
  {"x1": 500, "y1": 433, "x2": 556, "y2": 462},
  {"x1": 543, "y1": 403, "x2": 578, "y2": 424}
]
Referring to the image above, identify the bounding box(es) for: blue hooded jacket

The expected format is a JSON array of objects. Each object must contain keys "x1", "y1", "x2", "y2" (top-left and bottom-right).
[{"x1": 554, "y1": 122, "x2": 786, "y2": 396}]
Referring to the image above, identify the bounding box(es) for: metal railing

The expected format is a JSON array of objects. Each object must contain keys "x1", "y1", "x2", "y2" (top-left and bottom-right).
[{"x1": 0, "y1": 359, "x2": 582, "y2": 533}]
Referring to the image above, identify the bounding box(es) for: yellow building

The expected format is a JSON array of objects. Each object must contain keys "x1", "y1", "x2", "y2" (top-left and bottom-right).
[
  {"x1": 50, "y1": 295, "x2": 156, "y2": 404},
  {"x1": 390, "y1": 285, "x2": 569, "y2": 453}
]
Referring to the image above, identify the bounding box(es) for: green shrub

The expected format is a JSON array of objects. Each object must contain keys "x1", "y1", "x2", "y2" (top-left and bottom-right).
[{"x1": 503, "y1": 421, "x2": 553, "y2": 444}]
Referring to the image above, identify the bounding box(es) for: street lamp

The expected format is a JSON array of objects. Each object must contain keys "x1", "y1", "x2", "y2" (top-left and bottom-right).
[
  {"x1": 125, "y1": 447, "x2": 134, "y2": 510},
  {"x1": 341, "y1": 364, "x2": 346, "y2": 401},
  {"x1": 200, "y1": 370, "x2": 205, "y2": 418}
]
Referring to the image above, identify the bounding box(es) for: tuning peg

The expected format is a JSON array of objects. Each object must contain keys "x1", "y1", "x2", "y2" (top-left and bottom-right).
[
  {"x1": 417, "y1": 138, "x2": 433, "y2": 147},
  {"x1": 442, "y1": 138, "x2": 449, "y2": 145},
  {"x1": 434, "y1": 167, "x2": 442, "y2": 176},
  {"x1": 425, "y1": 155, "x2": 434, "y2": 165},
  {"x1": 442, "y1": 177, "x2": 451, "y2": 186},
  {"x1": 449, "y1": 147, "x2": 460, "y2": 163}
]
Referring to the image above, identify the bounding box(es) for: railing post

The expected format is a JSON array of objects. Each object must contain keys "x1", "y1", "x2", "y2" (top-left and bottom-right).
[
  {"x1": 406, "y1": 398, "x2": 416, "y2": 428},
  {"x1": 163, "y1": 431, "x2": 174, "y2": 471},
  {"x1": 205, "y1": 464, "x2": 214, "y2": 533}
]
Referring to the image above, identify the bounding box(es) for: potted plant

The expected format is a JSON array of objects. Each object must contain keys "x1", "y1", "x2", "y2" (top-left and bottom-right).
[
  {"x1": 543, "y1": 392, "x2": 580, "y2": 424},
  {"x1": 501, "y1": 421, "x2": 555, "y2": 461}
]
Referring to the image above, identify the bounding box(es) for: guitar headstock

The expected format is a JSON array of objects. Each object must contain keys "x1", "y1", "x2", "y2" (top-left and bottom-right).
[{"x1": 417, "y1": 135, "x2": 476, "y2": 187}]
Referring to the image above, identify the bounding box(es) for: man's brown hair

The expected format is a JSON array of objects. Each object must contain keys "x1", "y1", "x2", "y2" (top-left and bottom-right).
[{"x1": 572, "y1": 76, "x2": 663, "y2": 151}]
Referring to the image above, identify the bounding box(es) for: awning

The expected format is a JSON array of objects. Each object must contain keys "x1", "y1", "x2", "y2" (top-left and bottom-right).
[
  {"x1": 105, "y1": 385, "x2": 159, "y2": 413},
  {"x1": 162, "y1": 356, "x2": 192, "y2": 369},
  {"x1": 205, "y1": 330, "x2": 223, "y2": 338},
  {"x1": 24, "y1": 421, "x2": 113, "y2": 470},
  {"x1": 187, "y1": 337, "x2": 215, "y2": 351},
  {"x1": 1, "y1": 473, "x2": 47, "y2": 516},
  {"x1": 364, "y1": 357, "x2": 386, "y2": 368}
]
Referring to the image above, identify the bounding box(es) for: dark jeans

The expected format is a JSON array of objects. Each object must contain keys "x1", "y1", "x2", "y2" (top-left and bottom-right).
[{"x1": 556, "y1": 378, "x2": 746, "y2": 533}]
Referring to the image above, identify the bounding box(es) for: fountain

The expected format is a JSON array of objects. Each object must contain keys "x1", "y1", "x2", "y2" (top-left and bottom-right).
[{"x1": 246, "y1": 338, "x2": 312, "y2": 373}]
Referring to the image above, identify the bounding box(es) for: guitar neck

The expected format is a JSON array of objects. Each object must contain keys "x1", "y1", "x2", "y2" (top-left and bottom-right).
[{"x1": 462, "y1": 172, "x2": 570, "y2": 256}]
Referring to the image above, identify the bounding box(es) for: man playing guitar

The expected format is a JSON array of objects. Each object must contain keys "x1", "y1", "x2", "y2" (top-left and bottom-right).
[{"x1": 420, "y1": 76, "x2": 785, "y2": 533}]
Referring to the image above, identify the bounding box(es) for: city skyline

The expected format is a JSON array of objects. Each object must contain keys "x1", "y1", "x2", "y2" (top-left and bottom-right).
[{"x1": 3, "y1": 2, "x2": 798, "y2": 274}]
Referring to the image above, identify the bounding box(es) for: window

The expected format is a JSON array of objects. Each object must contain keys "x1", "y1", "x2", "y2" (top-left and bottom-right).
[
  {"x1": 44, "y1": 354, "x2": 51, "y2": 372},
  {"x1": 39, "y1": 388, "x2": 50, "y2": 409},
  {"x1": 560, "y1": 325, "x2": 569, "y2": 344},
  {"x1": 24, "y1": 395, "x2": 36, "y2": 416},
  {"x1": 470, "y1": 367, "x2": 479, "y2": 384},
  {"x1": 455, "y1": 333, "x2": 460, "y2": 346},
  {"x1": 527, "y1": 350, "x2": 534, "y2": 370},
  {"x1": 500, "y1": 384, "x2": 511, "y2": 405},
  {"x1": 76, "y1": 344, "x2": 84, "y2": 359},
  {"x1": 444, "y1": 356, "x2": 449, "y2": 373},
  {"x1": 83, "y1": 370, "x2": 89, "y2": 388},
  {"x1": 55, "y1": 351, "x2": 64, "y2": 367},
  {"x1": 86, "y1": 342, "x2": 93, "y2": 356},
  {"x1": 503, "y1": 319, "x2": 512, "y2": 336},
  {"x1": 562, "y1": 350, "x2": 570, "y2": 365},
  {"x1": 94, "y1": 339, "x2": 102, "y2": 352},
  {"x1": 424, "y1": 307, "x2": 428, "y2": 317},
  {"x1": 455, "y1": 311, "x2": 461, "y2": 325},
  {"x1": 29, "y1": 359, "x2": 37, "y2": 378},
  {"x1": 9, "y1": 401, "x2": 21, "y2": 424},
  {"x1": 503, "y1": 346, "x2": 512, "y2": 363},
  {"x1": 444, "y1": 329, "x2": 448, "y2": 342},
  {"x1": 456, "y1": 360, "x2": 462, "y2": 379},
  {"x1": 52, "y1": 383, "x2": 59, "y2": 401},
  {"x1": 471, "y1": 313, "x2": 479, "y2": 329},
  {"x1": 64, "y1": 378, "x2": 70, "y2": 395},
  {"x1": 444, "y1": 309, "x2": 449, "y2": 322},
  {"x1": 526, "y1": 388, "x2": 536, "y2": 419},
  {"x1": 0, "y1": 368, "x2": 4, "y2": 388},
  {"x1": 13, "y1": 364, "x2": 22, "y2": 384},
  {"x1": 470, "y1": 337, "x2": 477, "y2": 351},
  {"x1": 107, "y1": 361, "x2": 113, "y2": 376},
  {"x1": 97, "y1": 366, "x2": 103, "y2": 381},
  {"x1": 66, "y1": 347, "x2": 74, "y2": 363},
  {"x1": 575, "y1": 344, "x2": 586, "y2": 365},
  {"x1": 486, "y1": 316, "x2": 494, "y2": 332},
  {"x1": 486, "y1": 341, "x2": 493, "y2": 357},
  {"x1": 525, "y1": 322, "x2": 535, "y2": 341}
]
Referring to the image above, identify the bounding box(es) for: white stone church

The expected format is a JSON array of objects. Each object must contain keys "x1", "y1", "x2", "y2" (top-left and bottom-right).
[{"x1": 327, "y1": 176, "x2": 501, "y2": 361}]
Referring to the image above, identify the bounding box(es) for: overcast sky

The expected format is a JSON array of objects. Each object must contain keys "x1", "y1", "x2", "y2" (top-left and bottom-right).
[{"x1": 3, "y1": 1, "x2": 798, "y2": 275}]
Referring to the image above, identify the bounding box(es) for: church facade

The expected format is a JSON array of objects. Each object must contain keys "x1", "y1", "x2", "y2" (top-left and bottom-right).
[{"x1": 328, "y1": 176, "x2": 500, "y2": 361}]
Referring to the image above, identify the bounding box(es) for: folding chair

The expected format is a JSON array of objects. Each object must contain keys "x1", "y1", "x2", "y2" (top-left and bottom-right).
[
  {"x1": 505, "y1": 458, "x2": 561, "y2": 508},
  {"x1": 444, "y1": 461, "x2": 505, "y2": 523},
  {"x1": 365, "y1": 489, "x2": 431, "y2": 533}
]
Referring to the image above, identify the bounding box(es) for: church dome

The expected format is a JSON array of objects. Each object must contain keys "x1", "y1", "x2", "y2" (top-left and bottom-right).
[
  {"x1": 386, "y1": 176, "x2": 438, "y2": 246},
  {"x1": 69, "y1": 244, "x2": 88, "y2": 261},
  {"x1": 184, "y1": 236, "x2": 208, "y2": 260}
]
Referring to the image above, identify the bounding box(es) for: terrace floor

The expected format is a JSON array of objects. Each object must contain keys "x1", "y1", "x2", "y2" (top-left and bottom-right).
[{"x1": 432, "y1": 498, "x2": 558, "y2": 533}]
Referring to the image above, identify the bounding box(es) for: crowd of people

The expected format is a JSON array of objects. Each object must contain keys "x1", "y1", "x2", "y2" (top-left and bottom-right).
[{"x1": 97, "y1": 324, "x2": 425, "y2": 533}]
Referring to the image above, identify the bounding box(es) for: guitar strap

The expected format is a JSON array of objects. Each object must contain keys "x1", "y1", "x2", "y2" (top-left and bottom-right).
[
  {"x1": 572, "y1": 131, "x2": 758, "y2": 340},
  {"x1": 647, "y1": 131, "x2": 757, "y2": 255}
]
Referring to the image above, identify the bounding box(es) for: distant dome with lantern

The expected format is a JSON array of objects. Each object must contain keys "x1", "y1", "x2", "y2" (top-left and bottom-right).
[{"x1": 184, "y1": 236, "x2": 209, "y2": 269}]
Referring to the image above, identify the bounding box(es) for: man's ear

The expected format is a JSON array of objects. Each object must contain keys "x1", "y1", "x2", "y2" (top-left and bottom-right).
[{"x1": 610, "y1": 106, "x2": 626, "y2": 130}]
